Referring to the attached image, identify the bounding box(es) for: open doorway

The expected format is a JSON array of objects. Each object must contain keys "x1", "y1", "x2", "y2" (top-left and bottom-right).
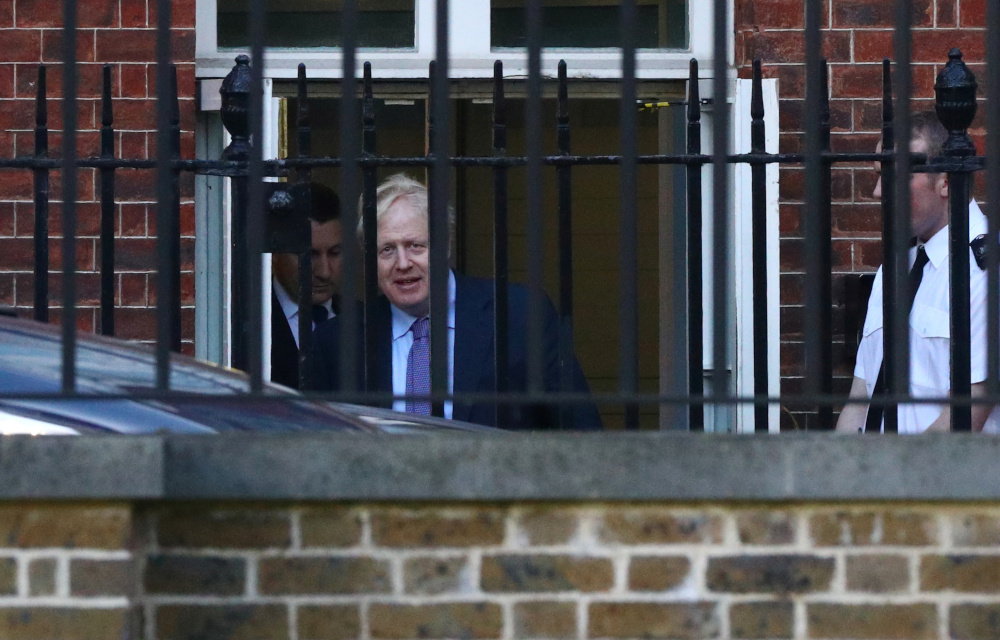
[{"x1": 285, "y1": 83, "x2": 683, "y2": 429}]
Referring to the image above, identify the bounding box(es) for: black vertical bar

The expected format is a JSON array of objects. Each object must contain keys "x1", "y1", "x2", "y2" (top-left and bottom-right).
[
  {"x1": 61, "y1": 0, "x2": 78, "y2": 393},
  {"x1": 950, "y1": 170, "x2": 972, "y2": 431},
  {"x1": 169, "y1": 66, "x2": 182, "y2": 352},
  {"x1": 879, "y1": 58, "x2": 900, "y2": 433},
  {"x1": 244, "y1": 0, "x2": 266, "y2": 392},
  {"x1": 987, "y1": 0, "x2": 1000, "y2": 400},
  {"x1": 817, "y1": 60, "x2": 833, "y2": 430},
  {"x1": 525, "y1": 0, "x2": 544, "y2": 397},
  {"x1": 620, "y1": 0, "x2": 639, "y2": 430},
  {"x1": 711, "y1": 0, "x2": 729, "y2": 421},
  {"x1": 296, "y1": 63, "x2": 314, "y2": 391},
  {"x1": 686, "y1": 59, "x2": 704, "y2": 431},
  {"x1": 890, "y1": 0, "x2": 914, "y2": 431},
  {"x1": 338, "y1": 0, "x2": 360, "y2": 400},
  {"x1": 99, "y1": 65, "x2": 115, "y2": 336},
  {"x1": 155, "y1": 0, "x2": 174, "y2": 389},
  {"x1": 33, "y1": 65, "x2": 49, "y2": 323},
  {"x1": 802, "y1": 0, "x2": 823, "y2": 425},
  {"x1": 750, "y1": 59, "x2": 768, "y2": 432},
  {"x1": 429, "y1": 0, "x2": 450, "y2": 419},
  {"x1": 362, "y1": 62, "x2": 380, "y2": 393},
  {"x1": 556, "y1": 60, "x2": 573, "y2": 429},
  {"x1": 492, "y1": 60, "x2": 511, "y2": 429}
]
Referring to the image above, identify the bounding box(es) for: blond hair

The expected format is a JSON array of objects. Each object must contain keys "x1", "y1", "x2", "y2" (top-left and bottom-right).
[{"x1": 356, "y1": 173, "x2": 455, "y2": 244}]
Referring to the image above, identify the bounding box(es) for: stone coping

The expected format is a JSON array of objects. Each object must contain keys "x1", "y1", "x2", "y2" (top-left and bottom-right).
[{"x1": 2, "y1": 433, "x2": 999, "y2": 502}]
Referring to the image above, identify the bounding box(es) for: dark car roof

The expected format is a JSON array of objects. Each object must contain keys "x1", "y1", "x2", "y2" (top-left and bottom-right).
[{"x1": 0, "y1": 316, "x2": 375, "y2": 434}]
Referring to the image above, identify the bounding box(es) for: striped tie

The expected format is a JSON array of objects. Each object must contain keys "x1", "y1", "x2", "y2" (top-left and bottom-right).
[{"x1": 405, "y1": 317, "x2": 431, "y2": 415}]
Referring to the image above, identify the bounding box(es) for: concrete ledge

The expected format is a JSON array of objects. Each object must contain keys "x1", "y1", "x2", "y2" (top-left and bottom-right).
[{"x1": 3, "y1": 433, "x2": 1000, "y2": 501}]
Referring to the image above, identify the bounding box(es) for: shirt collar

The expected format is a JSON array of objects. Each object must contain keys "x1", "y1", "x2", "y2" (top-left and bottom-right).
[
  {"x1": 391, "y1": 270, "x2": 457, "y2": 340},
  {"x1": 919, "y1": 199, "x2": 985, "y2": 270},
  {"x1": 273, "y1": 277, "x2": 334, "y2": 322}
]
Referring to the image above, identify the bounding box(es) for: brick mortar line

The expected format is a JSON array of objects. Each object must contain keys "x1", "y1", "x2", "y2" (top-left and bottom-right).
[{"x1": 0, "y1": 597, "x2": 130, "y2": 606}]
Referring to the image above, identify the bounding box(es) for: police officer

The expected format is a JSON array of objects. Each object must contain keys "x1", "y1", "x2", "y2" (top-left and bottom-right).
[{"x1": 836, "y1": 110, "x2": 999, "y2": 433}]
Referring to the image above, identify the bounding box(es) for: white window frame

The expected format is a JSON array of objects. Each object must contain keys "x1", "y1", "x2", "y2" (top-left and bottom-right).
[
  {"x1": 196, "y1": 0, "x2": 724, "y2": 81},
  {"x1": 195, "y1": 0, "x2": 784, "y2": 434}
]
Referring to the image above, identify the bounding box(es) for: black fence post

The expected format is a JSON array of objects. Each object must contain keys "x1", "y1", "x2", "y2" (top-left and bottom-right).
[
  {"x1": 878, "y1": 58, "x2": 898, "y2": 433},
  {"x1": 99, "y1": 65, "x2": 116, "y2": 337},
  {"x1": 362, "y1": 61, "x2": 379, "y2": 394},
  {"x1": 492, "y1": 60, "x2": 510, "y2": 429},
  {"x1": 556, "y1": 60, "x2": 574, "y2": 429},
  {"x1": 295, "y1": 63, "x2": 315, "y2": 391},
  {"x1": 33, "y1": 65, "x2": 49, "y2": 323},
  {"x1": 686, "y1": 59, "x2": 704, "y2": 431},
  {"x1": 935, "y1": 48, "x2": 978, "y2": 432},
  {"x1": 220, "y1": 55, "x2": 252, "y2": 373},
  {"x1": 750, "y1": 59, "x2": 768, "y2": 432}
]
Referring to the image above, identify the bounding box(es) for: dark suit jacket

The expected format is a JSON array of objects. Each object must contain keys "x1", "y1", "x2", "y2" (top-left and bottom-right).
[
  {"x1": 270, "y1": 291, "x2": 303, "y2": 389},
  {"x1": 311, "y1": 275, "x2": 602, "y2": 430}
]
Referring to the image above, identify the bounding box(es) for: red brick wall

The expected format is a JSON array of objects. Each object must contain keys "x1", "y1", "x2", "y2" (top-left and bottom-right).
[
  {"x1": 0, "y1": 0, "x2": 197, "y2": 351},
  {"x1": 737, "y1": 0, "x2": 988, "y2": 429}
]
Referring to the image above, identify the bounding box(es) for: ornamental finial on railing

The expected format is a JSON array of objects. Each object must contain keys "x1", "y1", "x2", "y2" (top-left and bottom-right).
[
  {"x1": 934, "y1": 48, "x2": 978, "y2": 157},
  {"x1": 220, "y1": 54, "x2": 252, "y2": 162}
]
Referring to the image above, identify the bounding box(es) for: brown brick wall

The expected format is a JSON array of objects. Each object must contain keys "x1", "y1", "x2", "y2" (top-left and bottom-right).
[
  {"x1": 1, "y1": 501, "x2": 994, "y2": 640},
  {"x1": 738, "y1": 0, "x2": 988, "y2": 429},
  {"x1": 0, "y1": 0, "x2": 196, "y2": 350}
]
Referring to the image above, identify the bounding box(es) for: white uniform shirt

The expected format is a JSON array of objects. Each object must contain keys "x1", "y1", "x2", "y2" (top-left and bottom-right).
[
  {"x1": 390, "y1": 270, "x2": 456, "y2": 419},
  {"x1": 273, "y1": 277, "x2": 334, "y2": 349},
  {"x1": 855, "y1": 200, "x2": 1000, "y2": 433}
]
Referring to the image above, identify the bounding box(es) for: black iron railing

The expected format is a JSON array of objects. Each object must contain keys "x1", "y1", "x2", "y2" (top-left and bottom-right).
[{"x1": 2, "y1": 0, "x2": 998, "y2": 433}]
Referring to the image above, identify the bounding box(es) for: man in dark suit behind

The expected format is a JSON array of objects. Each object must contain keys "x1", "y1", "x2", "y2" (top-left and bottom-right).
[
  {"x1": 311, "y1": 173, "x2": 602, "y2": 430},
  {"x1": 271, "y1": 182, "x2": 342, "y2": 389}
]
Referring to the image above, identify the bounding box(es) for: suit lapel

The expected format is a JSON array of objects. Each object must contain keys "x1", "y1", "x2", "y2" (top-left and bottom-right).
[{"x1": 452, "y1": 276, "x2": 493, "y2": 423}]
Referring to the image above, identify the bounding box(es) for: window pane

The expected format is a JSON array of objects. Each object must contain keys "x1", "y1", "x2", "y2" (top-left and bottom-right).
[
  {"x1": 217, "y1": 0, "x2": 415, "y2": 49},
  {"x1": 491, "y1": 0, "x2": 687, "y2": 49}
]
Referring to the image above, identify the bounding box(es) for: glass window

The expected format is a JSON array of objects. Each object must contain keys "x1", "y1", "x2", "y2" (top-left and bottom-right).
[
  {"x1": 217, "y1": 0, "x2": 416, "y2": 49},
  {"x1": 491, "y1": 0, "x2": 687, "y2": 49}
]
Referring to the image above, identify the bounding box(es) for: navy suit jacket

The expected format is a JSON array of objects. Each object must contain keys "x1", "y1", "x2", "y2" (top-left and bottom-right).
[
  {"x1": 311, "y1": 275, "x2": 602, "y2": 430},
  {"x1": 270, "y1": 291, "x2": 301, "y2": 389}
]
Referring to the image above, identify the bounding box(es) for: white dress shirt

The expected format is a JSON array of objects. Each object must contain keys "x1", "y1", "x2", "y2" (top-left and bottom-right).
[
  {"x1": 390, "y1": 271, "x2": 456, "y2": 419},
  {"x1": 273, "y1": 277, "x2": 334, "y2": 349},
  {"x1": 855, "y1": 200, "x2": 1000, "y2": 433}
]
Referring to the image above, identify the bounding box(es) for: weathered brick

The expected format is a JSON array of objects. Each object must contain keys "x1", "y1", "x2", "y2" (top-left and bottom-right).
[
  {"x1": 736, "y1": 510, "x2": 797, "y2": 545},
  {"x1": 70, "y1": 559, "x2": 133, "y2": 597},
  {"x1": 371, "y1": 509, "x2": 504, "y2": 547},
  {"x1": 145, "y1": 554, "x2": 245, "y2": 596},
  {"x1": 299, "y1": 507, "x2": 362, "y2": 548},
  {"x1": 810, "y1": 511, "x2": 875, "y2": 546},
  {"x1": 730, "y1": 601, "x2": 793, "y2": 639},
  {"x1": 0, "y1": 505, "x2": 130, "y2": 549},
  {"x1": 28, "y1": 558, "x2": 55, "y2": 596},
  {"x1": 921, "y1": 555, "x2": 1000, "y2": 592},
  {"x1": 807, "y1": 604, "x2": 937, "y2": 639},
  {"x1": 514, "y1": 601, "x2": 577, "y2": 638},
  {"x1": 481, "y1": 554, "x2": 613, "y2": 593},
  {"x1": 628, "y1": 556, "x2": 690, "y2": 591},
  {"x1": 156, "y1": 605, "x2": 288, "y2": 640},
  {"x1": 952, "y1": 514, "x2": 1000, "y2": 546},
  {"x1": 598, "y1": 509, "x2": 723, "y2": 545},
  {"x1": 516, "y1": 508, "x2": 579, "y2": 545},
  {"x1": 882, "y1": 513, "x2": 938, "y2": 545},
  {"x1": 0, "y1": 607, "x2": 134, "y2": 640},
  {"x1": 846, "y1": 554, "x2": 909, "y2": 593},
  {"x1": 950, "y1": 604, "x2": 1000, "y2": 640},
  {"x1": 369, "y1": 603, "x2": 502, "y2": 639},
  {"x1": 0, "y1": 558, "x2": 16, "y2": 596},
  {"x1": 298, "y1": 604, "x2": 360, "y2": 640},
  {"x1": 258, "y1": 557, "x2": 391, "y2": 595},
  {"x1": 588, "y1": 602, "x2": 719, "y2": 639},
  {"x1": 403, "y1": 556, "x2": 467, "y2": 595},
  {"x1": 156, "y1": 509, "x2": 290, "y2": 549},
  {"x1": 707, "y1": 555, "x2": 833, "y2": 594}
]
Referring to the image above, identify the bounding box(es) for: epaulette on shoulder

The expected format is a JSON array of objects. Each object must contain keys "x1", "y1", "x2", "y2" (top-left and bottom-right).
[{"x1": 971, "y1": 234, "x2": 989, "y2": 270}]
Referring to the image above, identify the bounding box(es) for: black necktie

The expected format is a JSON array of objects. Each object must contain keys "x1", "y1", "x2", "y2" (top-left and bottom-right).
[
  {"x1": 311, "y1": 304, "x2": 329, "y2": 325},
  {"x1": 865, "y1": 245, "x2": 930, "y2": 433}
]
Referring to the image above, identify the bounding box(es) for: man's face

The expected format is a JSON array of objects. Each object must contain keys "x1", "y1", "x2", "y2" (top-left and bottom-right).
[
  {"x1": 873, "y1": 138, "x2": 949, "y2": 242},
  {"x1": 376, "y1": 197, "x2": 430, "y2": 317},
  {"x1": 272, "y1": 219, "x2": 343, "y2": 305}
]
